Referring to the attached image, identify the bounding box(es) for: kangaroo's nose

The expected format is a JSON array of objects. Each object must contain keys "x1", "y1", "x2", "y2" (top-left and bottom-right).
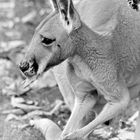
[{"x1": 19, "y1": 61, "x2": 30, "y2": 72}]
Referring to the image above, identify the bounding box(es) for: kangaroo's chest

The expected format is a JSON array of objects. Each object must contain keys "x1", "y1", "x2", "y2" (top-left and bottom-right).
[{"x1": 68, "y1": 56, "x2": 94, "y2": 83}]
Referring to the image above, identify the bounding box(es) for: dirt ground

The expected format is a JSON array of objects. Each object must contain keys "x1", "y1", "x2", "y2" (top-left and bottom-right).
[
  {"x1": 0, "y1": 94, "x2": 9, "y2": 139},
  {"x1": 0, "y1": 86, "x2": 64, "y2": 140}
]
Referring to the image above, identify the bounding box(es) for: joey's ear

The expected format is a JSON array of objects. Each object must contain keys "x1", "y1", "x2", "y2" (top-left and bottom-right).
[
  {"x1": 49, "y1": 0, "x2": 58, "y2": 11},
  {"x1": 57, "y1": 0, "x2": 81, "y2": 33}
]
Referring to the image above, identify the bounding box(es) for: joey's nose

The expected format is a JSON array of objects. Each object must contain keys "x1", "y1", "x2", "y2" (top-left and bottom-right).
[{"x1": 19, "y1": 61, "x2": 30, "y2": 72}]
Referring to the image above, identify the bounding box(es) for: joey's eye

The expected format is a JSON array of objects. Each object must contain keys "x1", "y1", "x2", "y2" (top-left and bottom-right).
[{"x1": 40, "y1": 35, "x2": 56, "y2": 46}]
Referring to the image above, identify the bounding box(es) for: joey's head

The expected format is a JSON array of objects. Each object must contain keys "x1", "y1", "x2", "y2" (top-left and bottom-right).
[{"x1": 19, "y1": 0, "x2": 82, "y2": 79}]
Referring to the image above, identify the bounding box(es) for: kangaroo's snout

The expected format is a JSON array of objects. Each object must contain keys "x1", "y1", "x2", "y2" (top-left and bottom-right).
[{"x1": 19, "y1": 58, "x2": 38, "y2": 77}]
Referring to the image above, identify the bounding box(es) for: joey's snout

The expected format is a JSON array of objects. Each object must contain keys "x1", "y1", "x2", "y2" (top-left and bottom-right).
[{"x1": 19, "y1": 57, "x2": 38, "y2": 77}]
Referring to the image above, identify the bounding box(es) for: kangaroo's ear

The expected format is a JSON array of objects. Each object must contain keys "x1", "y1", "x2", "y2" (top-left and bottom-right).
[
  {"x1": 49, "y1": 0, "x2": 58, "y2": 11},
  {"x1": 57, "y1": 0, "x2": 81, "y2": 33}
]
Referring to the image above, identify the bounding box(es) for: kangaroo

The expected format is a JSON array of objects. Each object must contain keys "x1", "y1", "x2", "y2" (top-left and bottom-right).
[{"x1": 19, "y1": 0, "x2": 140, "y2": 139}]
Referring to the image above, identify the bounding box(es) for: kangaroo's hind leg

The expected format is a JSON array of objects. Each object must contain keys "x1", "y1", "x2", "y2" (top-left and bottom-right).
[
  {"x1": 63, "y1": 84, "x2": 130, "y2": 140},
  {"x1": 61, "y1": 62, "x2": 98, "y2": 137},
  {"x1": 53, "y1": 61, "x2": 99, "y2": 136},
  {"x1": 54, "y1": 61, "x2": 105, "y2": 138},
  {"x1": 62, "y1": 61, "x2": 131, "y2": 140}
]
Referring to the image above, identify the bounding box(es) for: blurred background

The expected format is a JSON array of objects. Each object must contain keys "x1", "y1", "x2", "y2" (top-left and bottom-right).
[
  {"x1": 0, "y1": 0, "x2": 70, "y2": 138},
  {"x1": 0, "y1": 0, "x2": 139, "y2": 140}
]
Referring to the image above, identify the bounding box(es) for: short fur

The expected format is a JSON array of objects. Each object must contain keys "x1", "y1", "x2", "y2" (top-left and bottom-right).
[{"x1": 19, "y1": 0, "x2": 140, "y2": 139}]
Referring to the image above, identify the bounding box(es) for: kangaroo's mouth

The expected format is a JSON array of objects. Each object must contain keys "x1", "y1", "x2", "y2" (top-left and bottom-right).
[
  {"x1": 21, "y1": 51, "x2": 64, "y2": 88},
  {"x1": 21, "y1": 67, "x2": 38, "y2": 89},
  {"x1": 22, "y1": 60, "x2": 58, "y2": 88}
]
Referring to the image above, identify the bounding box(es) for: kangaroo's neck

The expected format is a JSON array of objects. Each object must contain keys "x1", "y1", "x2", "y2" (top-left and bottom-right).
[{"x1": 70, "y1": 23, "x2": 110, "y2": 70}]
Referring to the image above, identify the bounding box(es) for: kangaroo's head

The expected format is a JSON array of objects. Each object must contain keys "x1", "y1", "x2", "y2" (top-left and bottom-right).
[{"x1": 19, "y1": 0, "x2": 81, "y2": 79}]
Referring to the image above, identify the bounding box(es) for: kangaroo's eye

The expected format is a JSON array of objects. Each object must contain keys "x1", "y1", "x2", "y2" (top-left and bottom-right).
[{"x1": 40, "y1": 35, "x2": 56, "y2": 46}]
